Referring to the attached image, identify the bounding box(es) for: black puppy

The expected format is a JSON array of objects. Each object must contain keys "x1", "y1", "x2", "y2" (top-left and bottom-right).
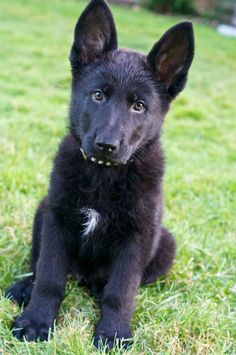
[{"x1": 7, "y1": 0, "x2": 194, "y2": 349}]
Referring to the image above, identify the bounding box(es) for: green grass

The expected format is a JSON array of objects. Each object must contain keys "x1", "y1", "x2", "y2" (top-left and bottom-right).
[{"x1": 0, "y1": 0, "x2": 236, "y2": 353}]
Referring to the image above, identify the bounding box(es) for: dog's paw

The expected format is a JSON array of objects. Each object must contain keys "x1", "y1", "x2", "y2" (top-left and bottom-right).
[
  {"x1": 94, "y1": 320, "x2": 132, "y2": 350},
  {"x1": 12, "y1": 312, "x2": 52, "y2": 342},
  {"x1": 6, "y1": 278, "x2": 34, "y2": 307}
]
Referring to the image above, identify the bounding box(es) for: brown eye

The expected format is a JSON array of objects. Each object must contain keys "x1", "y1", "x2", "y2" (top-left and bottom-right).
[
  {"x1": 91, "y1": 90, "x2": 104, "y2": 102},
  {"x1": 133, "y1": 101, "x2": 146, "y2": 112}
]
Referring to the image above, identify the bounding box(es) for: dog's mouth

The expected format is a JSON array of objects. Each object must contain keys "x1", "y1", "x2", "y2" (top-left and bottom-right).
[{"x1": 80, "y1": 148, "x2": 126, "y2": 166}]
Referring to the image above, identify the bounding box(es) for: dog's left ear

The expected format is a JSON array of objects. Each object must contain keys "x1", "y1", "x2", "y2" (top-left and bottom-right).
[
  {"x1": 147, "y1": 22, "x2": 194, "y2": 98},
  {"x1": 70, "y1": 0, "x2": 117, "y2": 67}
]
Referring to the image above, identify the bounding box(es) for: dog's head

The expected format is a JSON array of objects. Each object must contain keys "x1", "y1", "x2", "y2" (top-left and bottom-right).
[{"x1": 69, "y1": 0, "x2": 194, "y2": 166}]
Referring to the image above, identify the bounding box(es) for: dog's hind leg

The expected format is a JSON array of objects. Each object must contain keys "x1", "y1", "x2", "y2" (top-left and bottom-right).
[
  {"x1": 141, "y1": 227, "x2": 176, "y2": 285},
  {"x1": 6, "y1": 198, "x2": 47, "y2": 306}
]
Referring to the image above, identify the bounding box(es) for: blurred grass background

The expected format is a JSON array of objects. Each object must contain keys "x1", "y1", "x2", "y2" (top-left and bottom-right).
[{"x1": 0, "y1": 0, "x2": 236, "y2": 353}]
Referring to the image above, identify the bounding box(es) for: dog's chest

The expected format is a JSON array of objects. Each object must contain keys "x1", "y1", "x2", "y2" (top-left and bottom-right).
[
  {"x1": 74, "y1": 169, "x2": 134, "y2": 241},
  {"x1": 79, "y1": 207, "x2": 101, "y2": 238}
]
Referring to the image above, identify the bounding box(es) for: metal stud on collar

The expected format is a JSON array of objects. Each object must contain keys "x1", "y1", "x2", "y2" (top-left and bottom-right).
[{"x1": 80, "y1": 148, "x2": 87, "y2": 160}]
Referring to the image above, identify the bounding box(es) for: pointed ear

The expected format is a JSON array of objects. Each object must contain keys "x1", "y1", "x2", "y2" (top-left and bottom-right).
[
  {"x1": 147, "y1": 22, "x2": 194, "y2": 98},
  {"x1": 70, "y1": 0, "x2": 118, "y2": 67}
]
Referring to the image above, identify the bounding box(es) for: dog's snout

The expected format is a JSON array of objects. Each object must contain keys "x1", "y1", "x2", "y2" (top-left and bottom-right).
[
  {"x1": 95, "y1": 137, "x2": 120, "y2": 154},
  {"x1": 96, "y1": 142, "x2": 116, "y2": 153}
]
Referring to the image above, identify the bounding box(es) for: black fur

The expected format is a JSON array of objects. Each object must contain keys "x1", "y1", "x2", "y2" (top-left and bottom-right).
[{"x1": 6, "y1": 0, "x2": 194, "y2": 350}]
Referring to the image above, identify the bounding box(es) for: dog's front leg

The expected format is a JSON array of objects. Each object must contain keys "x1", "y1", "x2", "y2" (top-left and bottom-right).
[
  {"x1": 13, "y1": 212, "x2": 69, "y2": 341},
  {"x1": 94, "y1": 240, "x2": 143, "y2": 350}
]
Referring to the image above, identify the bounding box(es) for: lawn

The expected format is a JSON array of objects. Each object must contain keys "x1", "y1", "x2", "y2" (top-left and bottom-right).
[{"x1": 0, "y1": 0, "x2": 236, "y2": 353}]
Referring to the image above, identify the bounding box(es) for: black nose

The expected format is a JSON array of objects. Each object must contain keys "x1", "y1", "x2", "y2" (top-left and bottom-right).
[{"x1": 95, "y1": 142, "x2": 117, "y2": 153}]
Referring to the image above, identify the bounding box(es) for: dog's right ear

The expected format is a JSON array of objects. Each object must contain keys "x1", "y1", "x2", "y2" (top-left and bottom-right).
[{"x1": 70, "y1": 0, "x2": 117, "y2": 67}]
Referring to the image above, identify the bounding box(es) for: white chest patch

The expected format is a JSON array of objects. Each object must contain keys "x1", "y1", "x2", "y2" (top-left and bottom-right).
[{"x1": 80, "y1": 208, "x2": 101, "y2": 237}]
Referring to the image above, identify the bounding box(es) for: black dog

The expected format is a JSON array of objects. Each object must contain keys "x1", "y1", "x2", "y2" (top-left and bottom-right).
[{"x1": 7, "y1": 0, "x2": 194, "y2": 349}]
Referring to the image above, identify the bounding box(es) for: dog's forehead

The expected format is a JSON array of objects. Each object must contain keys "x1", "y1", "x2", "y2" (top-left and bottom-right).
[
  {"x1": 105, "y1": 50, "x2": 149, "y2": 82},
  {"x1": 83, "y1": 50, "x2": 154, "y2": 92},
  {"x1": 109, "y1": 49, "x2": 146, "y2": 70}
]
